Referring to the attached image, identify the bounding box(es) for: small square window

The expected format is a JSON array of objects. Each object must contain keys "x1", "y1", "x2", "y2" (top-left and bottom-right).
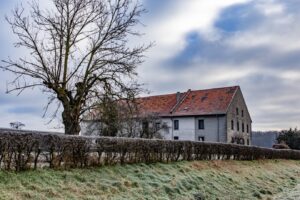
[
  {"x1": 174, "y1": 120, "x2": 179, "y2": 130},
  {"x1": 198, "y1": 136, "x2": 205, "y2": 141},
  {"x1": 198, "y1": 120, "x2": 205, "y2": 129},
  {"x1": 174, "y1": 136, "x2": 179, "y2": 140}
]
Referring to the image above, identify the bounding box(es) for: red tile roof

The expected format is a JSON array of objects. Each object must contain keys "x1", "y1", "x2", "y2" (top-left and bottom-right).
[{"x1": 137, "y1": 86, "x2": 239, "y2": 117}]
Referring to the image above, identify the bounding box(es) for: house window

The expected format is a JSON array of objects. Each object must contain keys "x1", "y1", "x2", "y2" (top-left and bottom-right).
[
  {"x1": 247, "y1": 124, "x2": 249, "y2": 133},
  {"x1": 242, "y1": 110, "x2": 244, "y2": 117},
  {"x1": 198, "y1": 136, "x2": 205, "y2": 142},
  {"x1": 231, "y1": 137, "x2": 235, "y2": 143},
  {"x1": 142, "y1": 122, "x2": 149, "y2": 132},
  {"x1": 231, "y1": 120, "x2": 234, "y2": 130},
  {"x1": 174, "y1": 136, "x2": 179, "y2": 140},
  {"x1": 239, "y1": 138, "x2": 245, "y2": 145},
  {"x1": 237, "y1": 121, "x2": 240, "y2": 131},
  {"x1": 174, "y1": 120, "x2": 179, "y2": 130},
  {"x1": 155, "y1": 122, "x2": 161, "y2": 130},
  {"x1": 236, "y1": 108, "x2": 239, "y2": 115},
  {"x1": 242, "y1": 123, "x2": 245, "y2": 132},
  {"x1": 198, "y1": 120, "x2": 205, "y2": 129},
  {"x1": 247, "y1": 139, "x2": 250, "y2": 145}
]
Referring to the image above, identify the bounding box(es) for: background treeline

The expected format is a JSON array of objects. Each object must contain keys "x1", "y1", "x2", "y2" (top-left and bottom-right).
[
  {"x1": 1, "y1": 131, "x2": 300, "y2": 172},
  {"x1": 251, "y1": 129, "x2": 300, "y2": 149},
  {"x1": 276, "y1": 128, "x2": 300, "y2": 150}
]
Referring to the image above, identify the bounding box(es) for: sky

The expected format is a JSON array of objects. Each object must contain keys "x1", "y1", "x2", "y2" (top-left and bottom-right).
[{"x1": 0, "y1": 0, "x2": 300, "y2": 131}]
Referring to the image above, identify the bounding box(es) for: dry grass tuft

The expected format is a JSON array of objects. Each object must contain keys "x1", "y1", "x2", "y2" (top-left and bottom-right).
[{"x1": 0, "y1": 160, "x2": 300, "y2": 200}]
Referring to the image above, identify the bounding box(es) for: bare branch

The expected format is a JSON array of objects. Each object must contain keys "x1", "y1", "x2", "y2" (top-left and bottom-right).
[{"x1": 2, "y1": 0, "x2": 150, "y2": 135}]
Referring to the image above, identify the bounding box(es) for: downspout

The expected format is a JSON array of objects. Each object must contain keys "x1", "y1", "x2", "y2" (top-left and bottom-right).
[
  {"x1": 194, "y1": 117, "x2": 197, "y2": 141},
  {"x1": 171, "y1": 117, "x2": 174, "y2": 140},
  {"x1": 217, "y1": 115, "x2": 220, "y2": 142}
]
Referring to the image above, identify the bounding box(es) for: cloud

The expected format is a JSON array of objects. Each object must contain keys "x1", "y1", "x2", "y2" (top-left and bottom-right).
[
  {"x1": 138, "y1": 0, "x2": 251, "y2": 89},
  {"x1": 138, "y1": 0, "x2": 300, "y2": 131},
  {"x1": 140, "y1": 0, "x2": 250, "y2": 60},
  {"x1": 0, "y1": 0, "x2": 300, "y2": 131}
]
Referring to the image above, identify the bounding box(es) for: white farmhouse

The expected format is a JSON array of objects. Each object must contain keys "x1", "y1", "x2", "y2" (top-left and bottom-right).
[{"x1": 81, "y1": 86, "x2": 252, "y2": 145}]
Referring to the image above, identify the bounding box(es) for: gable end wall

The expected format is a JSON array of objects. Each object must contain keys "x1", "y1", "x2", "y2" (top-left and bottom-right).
[{"x1": 226, "y1": 88, "x2": 252, "y2": 145}]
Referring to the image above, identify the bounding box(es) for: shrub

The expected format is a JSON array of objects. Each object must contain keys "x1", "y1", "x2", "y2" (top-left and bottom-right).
[
  {"x1": 1, "y1": 130, "x2": 300, "y2": 171},
  {"x1": 273, "y1": 143, "x2": 290, "y2": 149},
  {"x1": 277, "y1": 128, "x2": 300, "y2": 150}
]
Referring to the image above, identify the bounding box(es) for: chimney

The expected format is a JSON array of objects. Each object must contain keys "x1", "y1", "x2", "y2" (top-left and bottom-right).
[
  {"x1": 176, "y1": 92, "x2": 181, "y2": 103},
  {"x1": 170, "y1": 89, "x2": 191, "y2": 114}
]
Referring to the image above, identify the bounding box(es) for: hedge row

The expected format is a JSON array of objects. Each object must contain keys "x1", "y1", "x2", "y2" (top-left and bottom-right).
[{"x1": 1, "y1": 132, "x2": 300, "y2": 171}]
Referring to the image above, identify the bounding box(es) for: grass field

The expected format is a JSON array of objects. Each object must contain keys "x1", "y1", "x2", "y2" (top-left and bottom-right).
[{"x1": 0, "y1": 160, "x2": 300, "y2": 200}]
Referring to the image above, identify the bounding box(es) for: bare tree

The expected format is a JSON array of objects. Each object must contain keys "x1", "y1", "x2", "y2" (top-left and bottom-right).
[
  {"x1": 82, "y1": 98, "x2": 168, "y2": 139},
  {"x1": 116, "y1": 98, "x2": 141, "y2": 137},
  {"x1": 10, "y1": 122, "x2": 25, "y2": 130},
  {"x1": 1, "y1": 0, "x2": 150, "y2": 135},
  {"x1": 102, "y1": 101, "x2": 169, "y2": 139},
  {"x1": 96, "y1": 93, "x2": 120, "y2": 137},
  {"x1": 138, "y1": 113, "x2": 169, "y2": 139}
]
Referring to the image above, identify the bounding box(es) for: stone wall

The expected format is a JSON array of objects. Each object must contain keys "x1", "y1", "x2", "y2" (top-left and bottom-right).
[{"x1": 226, "y1": 88, "x2": 252, "y2": 145}]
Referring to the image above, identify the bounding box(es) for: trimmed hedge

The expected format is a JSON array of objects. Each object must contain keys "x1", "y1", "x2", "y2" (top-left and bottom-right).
[{"x1": 1, "y1": 131, "x2": 300, "y2": 171}]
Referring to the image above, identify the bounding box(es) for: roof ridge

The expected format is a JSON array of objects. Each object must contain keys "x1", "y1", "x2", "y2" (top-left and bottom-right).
[
  {"x1": 190, "y1": 85, "x2": 239, "y2": 93},
  {"x1": 137, "y1": 86, "x2": 239, "y2": 99},
  {"x1": 170, "y1": 89, "x2": 191, "y2": 114},
  {"x1": 137, "y1": 92, "x2": 177, "y2": 99}
]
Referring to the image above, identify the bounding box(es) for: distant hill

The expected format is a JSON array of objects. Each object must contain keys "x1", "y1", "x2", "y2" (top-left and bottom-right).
[{"x1": 252, "y1": 131, "x2": 279, "y2": 148}]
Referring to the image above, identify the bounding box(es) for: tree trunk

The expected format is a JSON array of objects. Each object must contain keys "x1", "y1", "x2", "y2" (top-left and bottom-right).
[{"x1": 62, "y1": 109, "x2": 81, "y2": 135}]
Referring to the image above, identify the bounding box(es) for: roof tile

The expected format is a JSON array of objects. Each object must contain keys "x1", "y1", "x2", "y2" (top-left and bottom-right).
[{"x1": 137, "y1": 86, "x2": 239, "y2": 116}]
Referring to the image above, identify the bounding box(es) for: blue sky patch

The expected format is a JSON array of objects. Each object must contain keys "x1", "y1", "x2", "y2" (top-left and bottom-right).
[
  {"x1": 7, "y1": 106, "x2": 41, "y2": 115},
  {"x1": 143, "y1": 0, "x2": 173, "y2": 14},
  {"x1": 214, "y1": 3, "x2": 262, "y2": 32},
  {"x1": 165, "y1": 31, "x2": 221, "y2": 69},
  {"x1": 166, "y1": 30, "x2": 272, "y2": 70}
]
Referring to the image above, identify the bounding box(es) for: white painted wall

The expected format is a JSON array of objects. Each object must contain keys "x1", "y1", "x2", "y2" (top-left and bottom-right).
[
  {"x1": 195, "y1": 116, "x2": 226, "y2": 142},
  {"x1": 172, "y1": 117, "x2": 196, "y2": 141},
  {"x1": 81, "y1": 116, "x2": 228, "y2": 143}
]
